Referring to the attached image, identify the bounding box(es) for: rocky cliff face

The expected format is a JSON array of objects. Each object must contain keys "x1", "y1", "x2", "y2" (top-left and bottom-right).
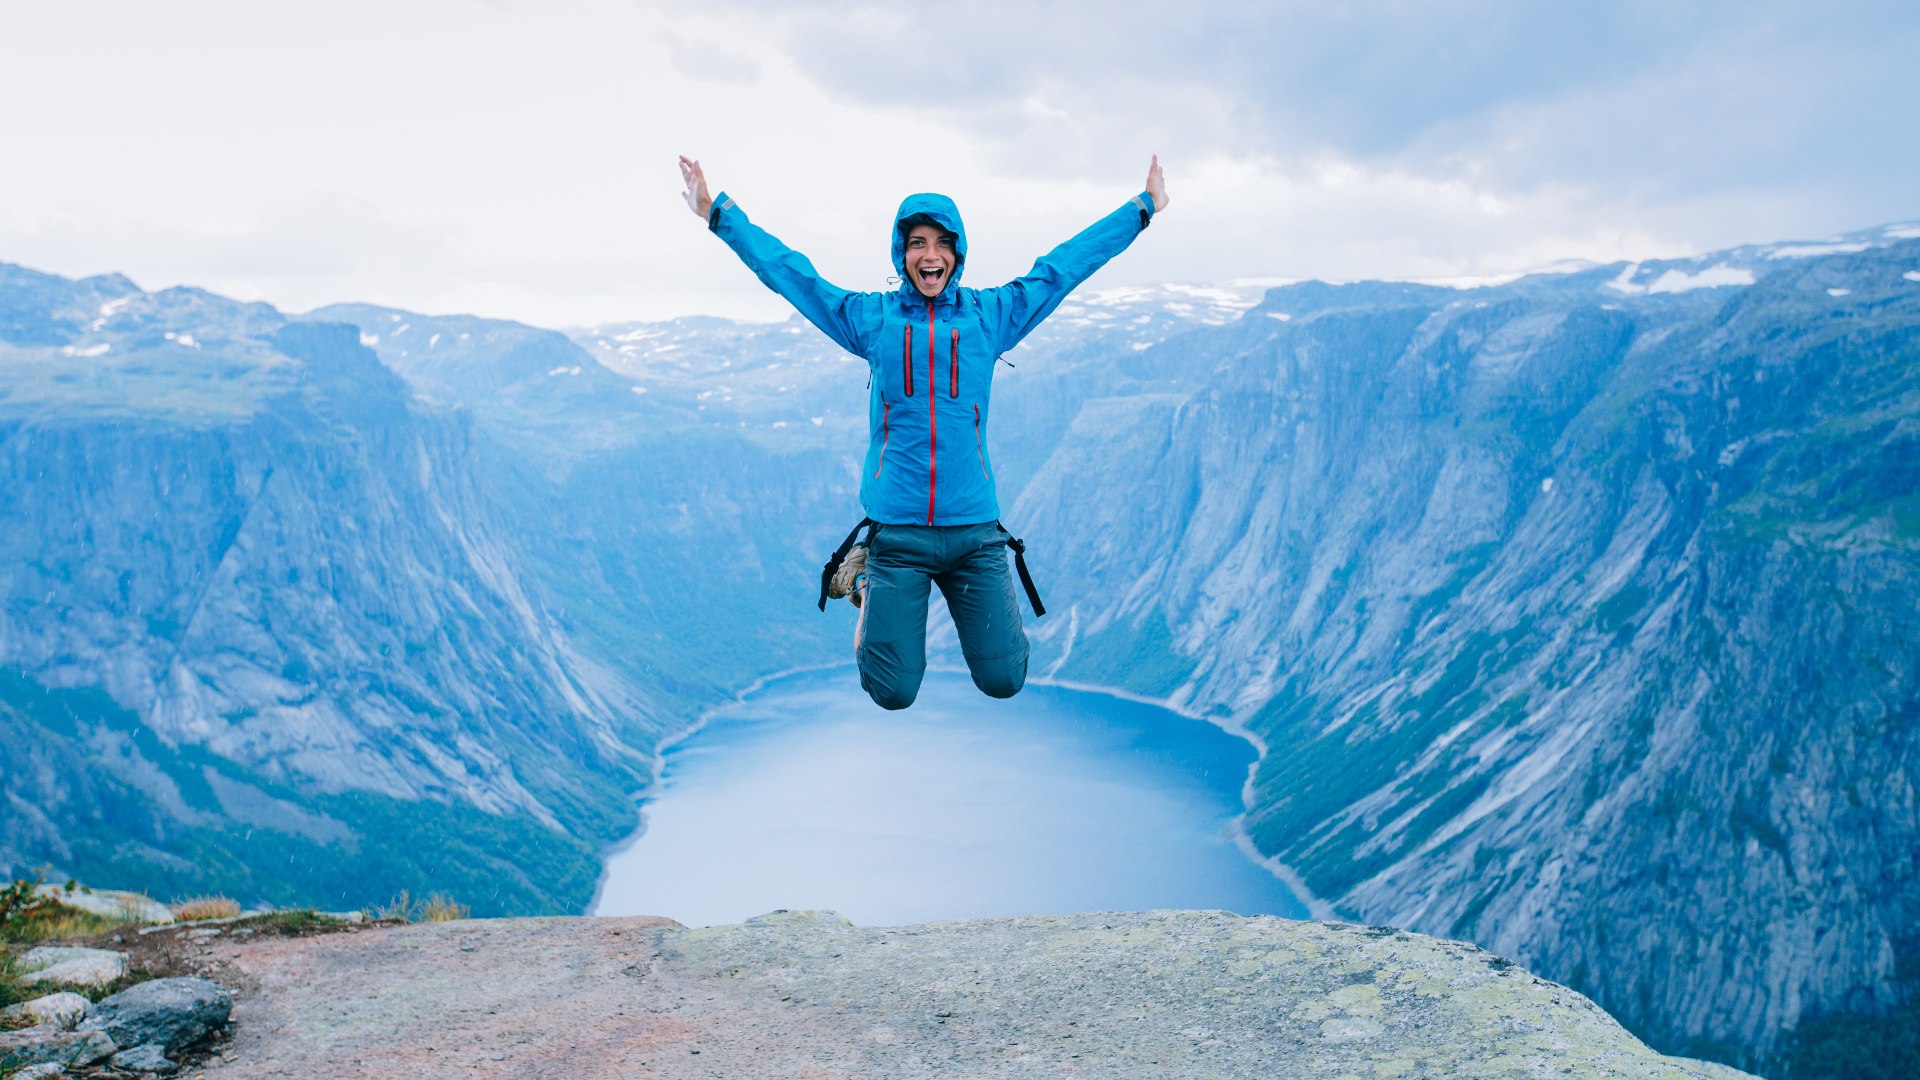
[
  {"x1": 996, "y1": 235, "x2": 1920, "y2": 1067},
  {"x1": 1, "y1": 272, "x2": 656, "y2": 913}
]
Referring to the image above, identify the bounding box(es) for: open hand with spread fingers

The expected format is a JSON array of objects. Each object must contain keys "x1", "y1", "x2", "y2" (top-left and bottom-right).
[
  {"x1": 1145, "y1": 154, "x2": 1169, "y2": 213},
  {"x1": 679, "y1": 155, "x2": 713, "y2": 219}
]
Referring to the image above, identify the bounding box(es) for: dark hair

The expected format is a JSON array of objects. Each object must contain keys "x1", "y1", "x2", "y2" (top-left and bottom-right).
[{"x1": 898, "y1": 213, "x2": 956, "y2": 243}]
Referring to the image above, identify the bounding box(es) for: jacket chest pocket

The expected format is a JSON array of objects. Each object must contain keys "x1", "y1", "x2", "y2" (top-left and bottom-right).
[
  {"x1": 898, "y1": 328, "x2": 913, "y2": 399},
  {"x1": 948, "y1": 327, "x2": 960, "y2": 398},
  {"x1": 887, "y1": 319, "x2": 982, "y2": 402}
]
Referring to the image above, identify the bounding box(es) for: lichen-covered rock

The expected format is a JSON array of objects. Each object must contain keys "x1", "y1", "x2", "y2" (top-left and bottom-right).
[
  {"x1": 33, "y1": 885, "x2": 174, "y2": 926},
  {"x1": 658, "y1": 909, "x2": 1761, "y2": 1079},
  {"x1": 108, "y1": 1042, "x2": 179, "y2": 1074},
  {"x1": 15, "y1": 946, "x2": 126, "y2": 987},
  {"x1": 0, "y1": 991, "x2": 92, "y2": 1027},
  {"x1": 11, "y1": 1062, "x2": 72, "y2": 1080},
  {"x1": 84, "y1": 977, "x2": 230, "y2": 1053},
  {"x1": 0, "y1": 1026, "x2": 117, "y2": 1068},
  {"x1": 743, "y1": 908, "x2": 854, "y2": 929}
]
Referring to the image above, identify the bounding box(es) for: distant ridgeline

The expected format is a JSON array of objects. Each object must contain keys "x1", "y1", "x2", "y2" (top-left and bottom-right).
[{"x1": 2, "y1": 224, "x2": 1918, "y2": 1075}]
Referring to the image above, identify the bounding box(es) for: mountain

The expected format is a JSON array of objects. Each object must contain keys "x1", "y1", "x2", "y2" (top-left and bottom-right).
[
  {"x1": 996, "y1": 227, "x2": 1920, "y2": 1073},
  {"x1": 0, "y1": 272, "x2": 658, "y2": 914},
  {"x1": 4, "y1": 222, "x2": 1918, "y2": 1075}
]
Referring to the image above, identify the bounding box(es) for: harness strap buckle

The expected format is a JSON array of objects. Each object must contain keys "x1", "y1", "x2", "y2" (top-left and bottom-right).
[
  {"x1": 997, "y1": 521, "x2": 1046, "y2": 618},
  {"x1": 818, "y1": 517, "x2": 875, "y2": 611}
]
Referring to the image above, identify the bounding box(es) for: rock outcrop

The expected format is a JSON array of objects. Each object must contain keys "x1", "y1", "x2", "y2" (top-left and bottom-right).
[
  {"x1": 0, "y1": 976, "x2": 230, "y2": 1075},
  {"x1": 15, "y1": 945, "x2": 126, "y2": 987},
  {"x1": 85, "y1": 975, "x2": 232, "y2": 1057},
  {"x1": 194, "y1": 910, "x2": 1754, "y2": 1079}
]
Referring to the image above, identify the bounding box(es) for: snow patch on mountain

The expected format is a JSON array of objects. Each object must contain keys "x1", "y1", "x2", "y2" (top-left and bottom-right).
[
  {"x1": 1606, "y1": 263, "x2": 1753, "y2": 295},
  {"x1": 1646, "y1": 265, "x2": 1755, "y2": 293},
  {"x1": 1768, "y1": 242, "x2": 1871, "y2": 259}
]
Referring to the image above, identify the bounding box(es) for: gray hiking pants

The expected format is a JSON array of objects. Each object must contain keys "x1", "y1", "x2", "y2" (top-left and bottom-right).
[{"x1": 856, "y1": 521, "x2": 1030, "y2": 710}]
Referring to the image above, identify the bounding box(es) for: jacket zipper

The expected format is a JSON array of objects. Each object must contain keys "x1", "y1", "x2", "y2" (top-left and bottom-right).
[
  {"x1": 901, "y1": 325, "x2": 914, "y2": 397},
  {"x1": 950, "y1": 328, "x2": 959, "y2": 398},
  {"x1": 926, "y1": 299, "x2": 937, "y2": 524},
  {"x1": 873, "y1": 402, "x2": 890, "y2": 477},
  {"x1": 972, "y1": 403, "x2": 990, "y2": 479}
]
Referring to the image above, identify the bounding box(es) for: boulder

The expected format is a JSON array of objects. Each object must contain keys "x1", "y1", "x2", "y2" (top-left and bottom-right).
[
  {"x1": 0, "y1": 1026, "x2": 117, "y2": 1068},
  {"x1": 84, "y1": 976, "x2": 230, "y2": 1053},
  {"x1": 32, "y1": 885, "x2": 174, "y2": 926},
  {"x1": 11, "y1": 1063, "x2": 70, "y2": 1079},
  {"x1": 744, "y1": 908, "x2": 854, "y2": 928},
  {"x1": 108, "y1": 1042, "x2": 179, "y2": 1074},
  {"x1": 15, "y1": 946, "x2": 126, "y2": 987},
  {"x1": 0, "y1": 991, "x2": 93, "y2": 1027}
]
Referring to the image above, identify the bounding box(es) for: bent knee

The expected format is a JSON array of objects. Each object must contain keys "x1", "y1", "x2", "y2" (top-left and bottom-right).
[
  {"x1": 969, "y1": 654, "x2": 1028, "y2": 700},
  {"x1": 868, "y1": 683, "x2": 921, "y2": 711},
  {"x1": 860, "y1": 662, "x2": 924, "y2": 711}
]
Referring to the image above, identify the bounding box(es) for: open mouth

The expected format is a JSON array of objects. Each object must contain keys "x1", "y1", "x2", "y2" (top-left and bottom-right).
[{"x1": 917, "y1": 266, "x2": 945, "y2": 287}]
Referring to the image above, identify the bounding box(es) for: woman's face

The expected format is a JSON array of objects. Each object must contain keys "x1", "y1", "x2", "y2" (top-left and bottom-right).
[{"x1": 904, "y1": 223, "x2": 958, "y2": 297}]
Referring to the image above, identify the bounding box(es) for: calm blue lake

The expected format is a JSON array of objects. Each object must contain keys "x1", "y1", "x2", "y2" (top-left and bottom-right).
[{"x1": 591, "y1": 669, "x2": 1307, "y2": 927}]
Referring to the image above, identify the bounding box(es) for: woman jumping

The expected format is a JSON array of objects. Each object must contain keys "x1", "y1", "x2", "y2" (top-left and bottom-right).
[{"x1": 679, "y1": 155, "x2": 1169, "y2": 709}]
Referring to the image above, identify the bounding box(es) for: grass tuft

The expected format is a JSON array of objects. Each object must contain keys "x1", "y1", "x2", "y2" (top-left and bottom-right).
[
  {"x1": 0, "y1": 873, "x2": 65, "y2": 943},
  {"x1": 374, "y1": 890, "x2": 469, "y2": 923},
  {"x1": 234, "y1": 909, "x2": 342, "y2": 935},
  {"x1": 1, "y1": 952, "x2": 33, "y2": 1022},
  {"x1": 171, "y1": 895, "x2": 242, "y2": 921},
  {"x1": 420, "y1": 894, "x2": 471, "y2": 923},
  {"x1": 4, "y1": 906, "x2": 129, "y2": 943},
  {"x1": 374, "y1": 890, "x2": 420, "y2": 923}
]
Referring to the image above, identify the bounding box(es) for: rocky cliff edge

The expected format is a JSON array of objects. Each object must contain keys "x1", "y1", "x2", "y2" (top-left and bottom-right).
[{"x1": 192, "y1": 909, "x2": 1755, "y2": 1079}]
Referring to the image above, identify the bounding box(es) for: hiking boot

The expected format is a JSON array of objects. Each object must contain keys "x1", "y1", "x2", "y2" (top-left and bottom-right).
[{"x1": 828, "y1": 544, "x2": 868, "y2": 608}]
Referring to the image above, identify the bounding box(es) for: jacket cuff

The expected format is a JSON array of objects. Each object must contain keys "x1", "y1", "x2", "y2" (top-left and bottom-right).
[
  {"x1": 1130, "y1": 191, "x2": 1155, "y2": 229},
  {"x1": 707, "y1": 191, "x2": 737, "y2": 233}
]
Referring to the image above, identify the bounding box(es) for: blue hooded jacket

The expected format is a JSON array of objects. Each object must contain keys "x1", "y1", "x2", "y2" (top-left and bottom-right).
[{"x1": 708, "y1": 187, "x2": 1156, "y2": 525}]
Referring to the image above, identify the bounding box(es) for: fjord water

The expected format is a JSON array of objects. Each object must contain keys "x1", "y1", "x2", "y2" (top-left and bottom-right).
[{"x1": 592, "y1": 670, "x2": 1309, "y2": 927}]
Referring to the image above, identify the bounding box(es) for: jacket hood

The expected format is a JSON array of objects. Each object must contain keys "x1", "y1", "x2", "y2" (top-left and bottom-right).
[{"x1": 891, "y1": 193, "x2": 968, "y2": 298}]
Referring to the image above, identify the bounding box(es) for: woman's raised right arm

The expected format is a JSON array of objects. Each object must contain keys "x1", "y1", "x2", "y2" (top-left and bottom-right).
[{"x1": 679, "y1": 155, "x2": 870, "y2": 356}]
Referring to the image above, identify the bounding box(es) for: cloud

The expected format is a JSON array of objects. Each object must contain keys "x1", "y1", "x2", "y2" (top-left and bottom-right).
[
  {"x1": 706, "y1": 0, "x2": 1920, "y2": 232},
  {"x1": 660, "y1": 32, "x2": 763, "y2": 86},
  {"x1": 2, "y1": 0, "x2": 1912, "y2": 326}
]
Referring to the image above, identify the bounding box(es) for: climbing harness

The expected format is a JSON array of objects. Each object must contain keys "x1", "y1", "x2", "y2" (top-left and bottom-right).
[{"x1": 817, "y1": 517, "x2": 1045, "y2": 618}]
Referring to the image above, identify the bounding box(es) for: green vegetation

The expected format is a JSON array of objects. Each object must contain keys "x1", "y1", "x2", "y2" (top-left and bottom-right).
[
  {"x1": 1782, "y1": 999, "x2": 1920, "y2": 1080},
  {"x1": 1400, "y1": 542, "x2": 1499, "y2": 648},
  {"x1": 1245, "y1": 628, "x2": 1537, "y2": 900},
  {"x1": 1592, "y1": 583, "x2": 1649, "y2": 641},
  {"x1": 375, "y1": 890, "x2": 470, "y2": 923},
  {"x1": 0, "y1": 875, "x2": 145, "y2": 945},
  {"x1": 1058, "y1": 606, "x2": 1196, "y2": 699},
  {"x1": 0, "y1": 875, "x2": 63, "y2": 944},
  {"x1": 2, "y1": 669, "x2": 610, "y2": 917},
  {"x1": 0, "y1": 344, "x2": 297, "y2": 424},
  {"x1": 233, "y1": 909, "x2": 344, "y2": 935}
]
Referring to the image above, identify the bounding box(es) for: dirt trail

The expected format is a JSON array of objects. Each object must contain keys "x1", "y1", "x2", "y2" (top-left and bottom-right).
[{"x1": 188, "y1": 910, "x2": 1756, "y2": 1079}]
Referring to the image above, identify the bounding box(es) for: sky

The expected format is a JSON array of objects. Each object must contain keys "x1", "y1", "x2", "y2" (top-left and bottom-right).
[{"x1": 1, "y1": 0, "x2": 1915, "y2": 327}]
